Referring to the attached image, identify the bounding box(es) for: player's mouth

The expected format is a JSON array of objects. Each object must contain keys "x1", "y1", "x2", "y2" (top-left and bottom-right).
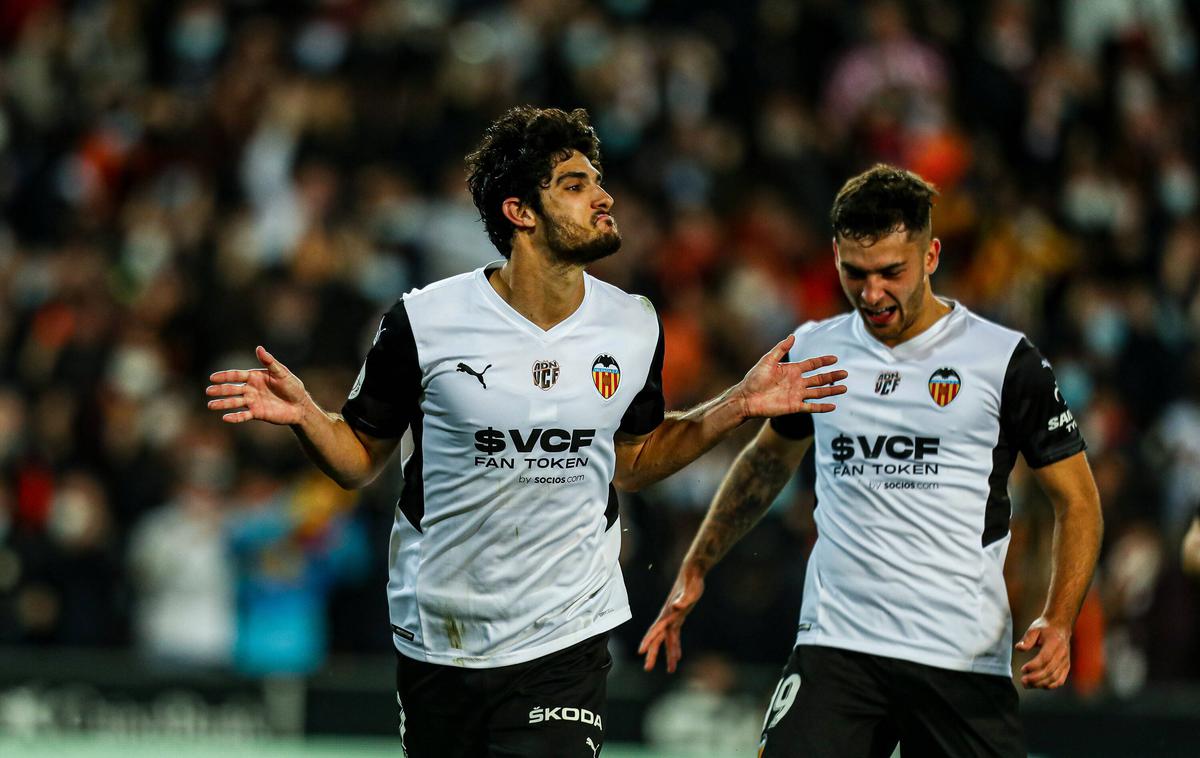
[
  {"x1": 862, "y1": 305, "x2": 898, "y2": 327},
  {"x1": 594, "y1": 213, "x2": 614, "y2": 227}
]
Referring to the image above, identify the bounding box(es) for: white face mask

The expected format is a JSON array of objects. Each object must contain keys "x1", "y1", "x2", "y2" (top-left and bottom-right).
[
  {"x1": 107, "y1": 344, "x2": 165, "y2": 400},
  {"x1": 48, "y1": 487, "x2": 100, "y2": 549}
]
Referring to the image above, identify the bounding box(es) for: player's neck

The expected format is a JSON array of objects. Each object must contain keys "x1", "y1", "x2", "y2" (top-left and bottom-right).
[
  {"x1": 881, "y1": 291, "x2": 953, "y2": 347},
  {"x1": 489, "y1": 247, "x2": 586, "y2": 331}
]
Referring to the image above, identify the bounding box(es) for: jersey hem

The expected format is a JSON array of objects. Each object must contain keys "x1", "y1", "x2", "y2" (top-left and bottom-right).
[
  {"x1": 392, "y1": 607, "x2": 631, "y2": 669},
  {"x1": 795, "y1": 633, "x2": 1012, "y2": 677}
]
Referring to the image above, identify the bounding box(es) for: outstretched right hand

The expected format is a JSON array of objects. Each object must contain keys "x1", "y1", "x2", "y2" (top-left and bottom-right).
[
  {"x1": 638, "y1": 567, "x2": 706, "y2": 673},
  {"x1": 206, "y1": 346, "x2": 309, "y2": 425}
]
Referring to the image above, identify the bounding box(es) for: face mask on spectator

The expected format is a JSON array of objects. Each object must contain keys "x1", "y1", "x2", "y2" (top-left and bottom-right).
[{"x1": 1160, "y1": 165, "x2": 1198, "y2": 217}]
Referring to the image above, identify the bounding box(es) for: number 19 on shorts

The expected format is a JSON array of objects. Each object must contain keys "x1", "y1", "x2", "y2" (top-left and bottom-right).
[{"x1": 759, "y1": 673, "x2": 802, "y2": 753}]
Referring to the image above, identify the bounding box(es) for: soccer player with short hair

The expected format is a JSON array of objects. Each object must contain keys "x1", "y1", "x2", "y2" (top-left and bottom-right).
[
  {"x1": 206, "y1": 105, "x2": 847, "y2": 757},
  {"x1": 640, "y1": 165, "x2": 1104, "y2": 757}
]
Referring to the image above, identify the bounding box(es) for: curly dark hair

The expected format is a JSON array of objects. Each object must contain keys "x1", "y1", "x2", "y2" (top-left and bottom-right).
[
  {"x1": 831, "y1": 164, "x2": 939, "y2": 244},
  {"x1": 465, "y1": 106, "x2": 603, "y2": 258}
]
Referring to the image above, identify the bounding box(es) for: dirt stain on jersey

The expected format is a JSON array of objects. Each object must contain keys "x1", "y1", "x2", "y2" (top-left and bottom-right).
[{"x1": 444, "y1": 616, "x2": 464, "y2": 649}]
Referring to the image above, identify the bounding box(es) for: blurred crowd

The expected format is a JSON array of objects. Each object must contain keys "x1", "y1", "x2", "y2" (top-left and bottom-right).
[{"x1": 1, "y1": 0, "x2": 1199, "y2": 726}]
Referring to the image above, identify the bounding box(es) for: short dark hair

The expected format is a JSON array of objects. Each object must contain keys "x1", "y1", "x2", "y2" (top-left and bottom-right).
[
  {"x1": 831, "y1": 164, "x2": 938, "y2": 244},
  {"x1": 465, "y1": 106, "x2": 602, "y2": 258}
]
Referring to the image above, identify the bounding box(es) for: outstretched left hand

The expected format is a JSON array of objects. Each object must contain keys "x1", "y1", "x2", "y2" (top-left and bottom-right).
[{"x1": 735, "y1": 335, "x2": 848, "y2": 419}]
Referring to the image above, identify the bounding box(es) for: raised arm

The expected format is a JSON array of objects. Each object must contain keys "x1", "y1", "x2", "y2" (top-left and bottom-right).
[
  {"x1": 1015, "y1": 451, "x2": 1103, "y2": 689},
  {"x1": 207, "y1": 345, "x2": 399, "y2": 489},
  {"x1": 613, "y1": 334, "x2": 844, "y2": 492},
  {"x1": 639, "y1": 422, "x2": 813, "y2": 672}
]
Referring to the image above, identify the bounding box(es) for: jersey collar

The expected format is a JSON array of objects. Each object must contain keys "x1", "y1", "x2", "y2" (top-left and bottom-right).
[
  {"x1": 474, "y1": 261, "x2": 594, "y2": 342},
  {"x1": 852, "y1": 297, "x2": 964, "y2": 360}
]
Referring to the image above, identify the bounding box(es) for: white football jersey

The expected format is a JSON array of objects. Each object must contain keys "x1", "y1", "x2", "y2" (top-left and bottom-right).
[
  {"x1": 342, "y1": 262, "x2": 664, "y2": 668},
  {"x1": 771, "y1": 301, "x2": 1085, "y2": 675}
]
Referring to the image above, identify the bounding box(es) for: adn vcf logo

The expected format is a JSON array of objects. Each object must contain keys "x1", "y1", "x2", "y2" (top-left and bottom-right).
[
  {"x1": 875, "y1": 371, "x2": 901, "y2": 396},
  {"x1": 532, "y1": 359, "x2": 559, "y2": 391}
]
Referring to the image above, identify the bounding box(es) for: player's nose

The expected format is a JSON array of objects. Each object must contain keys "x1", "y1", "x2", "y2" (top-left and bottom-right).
[
  {"x1": 861, "y1": 276, "x2": 886, "y2": 304},
  {"x1": 593, "y1": 185, "x2": 613, "y2": 211}
]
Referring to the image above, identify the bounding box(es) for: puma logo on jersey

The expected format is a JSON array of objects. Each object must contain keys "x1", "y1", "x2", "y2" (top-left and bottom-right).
[
  {"x1": 586, "y1": 737, "x2": 599, "y2": 757},
  {"x1": 456, "y1": 362, "x2": 492, "y2": 388}
]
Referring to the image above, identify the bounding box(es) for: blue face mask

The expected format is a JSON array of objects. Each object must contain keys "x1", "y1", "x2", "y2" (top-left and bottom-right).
[
  {"x1": 294, "y1": 20, "x2": 348, "y2": 74},
  {"x1": 1055, "y1": 360, "x2": 1094, "y2": 411},
  {"x1": 1160, "y1": 165, "x2": 1197, "y2": 217},
  {"x1": 172, "y1": 9, "x2": 226, "y2": 64},
  {"x1": 1084, "y1": 305, "x2": 1128, "y2": 360}
]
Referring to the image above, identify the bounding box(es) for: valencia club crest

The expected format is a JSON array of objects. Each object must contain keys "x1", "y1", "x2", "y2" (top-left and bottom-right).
[
  {"x1": 592, "y1": 354, "x2": 621, "y2": 399},
  {"x1": 928, "y1": 367, "x2": 962, "y2": 407}
]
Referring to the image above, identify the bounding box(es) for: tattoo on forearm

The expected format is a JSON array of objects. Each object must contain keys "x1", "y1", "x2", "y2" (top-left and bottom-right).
[{"x1": 692, "y1": 446, "x2": 793, "y2": 570}]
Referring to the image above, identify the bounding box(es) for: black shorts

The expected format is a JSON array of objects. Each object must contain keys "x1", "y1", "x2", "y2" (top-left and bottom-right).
[
  {"x1": 758, "y1": 645, "x2": 1025, "y2": 758},
  {"x1": 394, "y1": 632, "x2": 611, "y2": 757}
]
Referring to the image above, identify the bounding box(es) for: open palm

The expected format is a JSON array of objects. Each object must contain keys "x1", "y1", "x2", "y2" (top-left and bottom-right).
[
  {"x1": 738, "y1": 335, "x2": 847, "y2": 418},
  {"x1": 206, "y1": 346, "x2": 308, "y2": 425}
]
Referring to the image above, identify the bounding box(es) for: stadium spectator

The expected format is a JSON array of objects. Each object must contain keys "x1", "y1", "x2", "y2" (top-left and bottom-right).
[
  {"x1": 127, "y1": 429, "x2": 236, "y2": 667},
  {"x1": 225, "y1": 469, "x2": 367, "y2": 676}
]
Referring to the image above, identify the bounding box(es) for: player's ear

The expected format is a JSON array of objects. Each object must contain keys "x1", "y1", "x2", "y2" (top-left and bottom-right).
[
  {"x1": 925, "y1": 237, "x2": 941, "y2": 275},
  {"x1": 502, "y1": 197, "x2": 536, "y2": 231}
]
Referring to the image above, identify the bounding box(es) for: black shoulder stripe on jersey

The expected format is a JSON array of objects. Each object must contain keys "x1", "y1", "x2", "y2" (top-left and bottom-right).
[
  {"x1": 982, "y1": 419, "x2": 1016, "y2": 548},
  {"x1": 605, "y1": 484, "x2": 619, "y2": 531},
  {"x1": 341, "y1": 299, "x2": 425, "y2": 531},
  {"x1": 619, "y1": 310, "x2": 666, "y2": 436},
  {"x1": 769, "y1": 411, "x2": 815, "y2": 441},
  {"x1": 982, "y1": 338, "x2": 1041, "y2": 547},
  {"x1": 341, "y1": 299, "x2": 422, "y2": 439},
  {"x1": 983, "y1": 337, "x2": 1088, "y2": 546},
  {"x1": 1000, "y1": 337, "x2": 1087, "y2": 469},
  {"x1": 398, "y1": 409, "x2": 425, "y2": 533}
]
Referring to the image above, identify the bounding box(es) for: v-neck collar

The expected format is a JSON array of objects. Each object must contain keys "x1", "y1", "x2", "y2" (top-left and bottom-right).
[
  {"x1": 474, "y1": 261, "x2": 593, "y2": 342},
  {"x1": 853, "y1": 297, "x2": 963, "y2": 360}
]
